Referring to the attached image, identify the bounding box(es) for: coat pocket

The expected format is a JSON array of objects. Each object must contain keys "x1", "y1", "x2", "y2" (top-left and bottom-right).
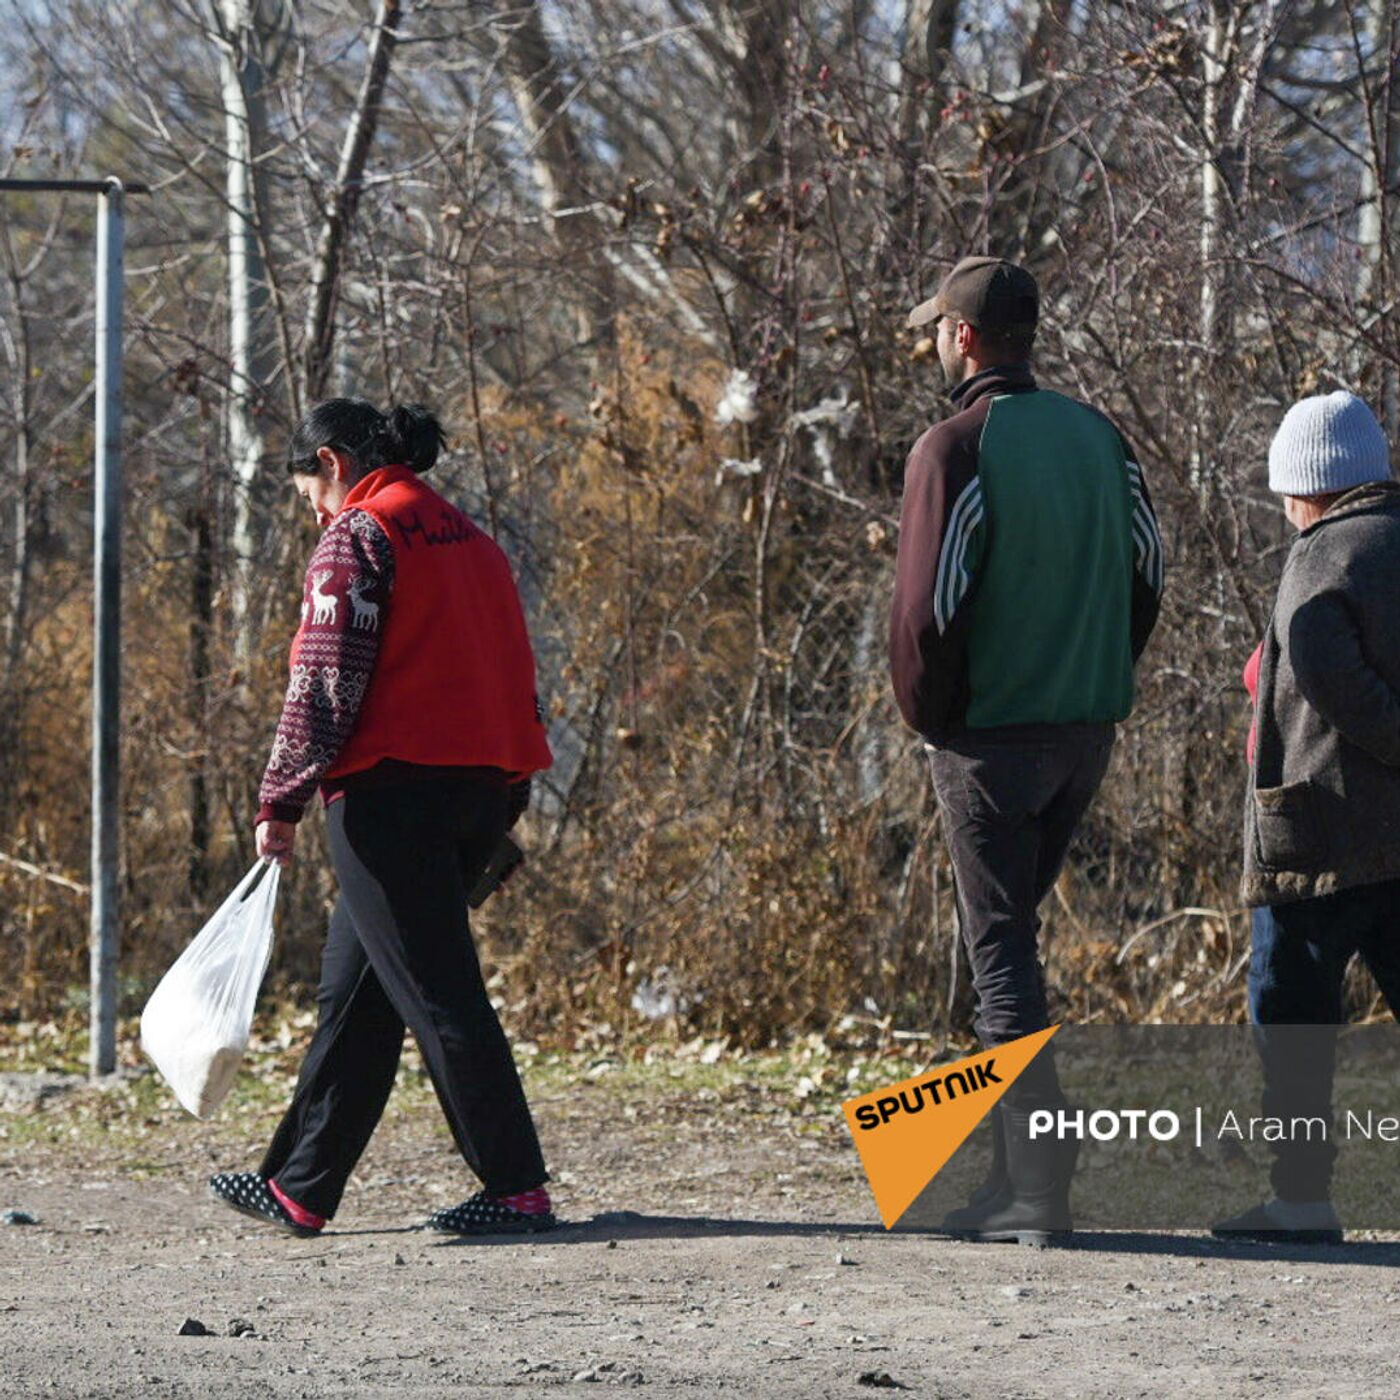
[{"x1": 1253, "y1": 781, "x2": 1322, "y2": 870}]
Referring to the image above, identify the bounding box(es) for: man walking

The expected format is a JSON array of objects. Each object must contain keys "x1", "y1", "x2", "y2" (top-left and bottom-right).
[
  {"x1": 1214, "y1": 391, "x2": 1400, "y2": 1246},
  {"x1": 888, "y1": 257, "x2": 1164, "y2": 1243}
]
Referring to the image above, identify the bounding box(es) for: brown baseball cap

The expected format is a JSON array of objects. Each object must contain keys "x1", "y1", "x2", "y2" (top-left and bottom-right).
[{"x1": 907, "y1": 256, "x2": 1039, "y2": 331}]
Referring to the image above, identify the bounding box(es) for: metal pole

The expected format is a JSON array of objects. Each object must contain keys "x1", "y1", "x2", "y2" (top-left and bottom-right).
[{"x1": 90, "y1": 180, "x2": 124, "y2": 1079}]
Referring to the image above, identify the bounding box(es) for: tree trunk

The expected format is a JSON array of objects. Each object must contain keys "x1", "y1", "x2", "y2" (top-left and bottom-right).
[
  {"x1": 897, "y1": 0, "x2": 959, "y2": 146},
  {"x1": 303, "y1": 0, "x2": 402, "y2": 400},
  {"x1": 716, "y1": 0, "x2": 797, "y2": 191},
  {"x1": 188, "y1": 488, "x2": 213, "y2": 900},
  {"x1": 218, "y1": 0, "x2": 279, "y2": 674},
  {"x1": 0, "y1": 270, "x2": 31, "y2": 836},
  {"x1": 1, "y1": 280, "x2": 31, "y2": 695},
  {"x1": 1193, "y1": 0, "x2": 1228, "y2": 500},
  {"x1": 490, "y1": 0, "x2": 616, "y2": 356},
  {"x1": 1355, "y1": 0, "x2": 1400, "y2": 440}
]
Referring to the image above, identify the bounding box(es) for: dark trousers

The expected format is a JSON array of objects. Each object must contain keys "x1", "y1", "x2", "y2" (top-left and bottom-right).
[
  {"x1": 260, "y1": 776, "x2": 547, "y2": 1217},
  {"x1": 927, "y1": 724, "x2": 1113, "y2": 1103},
  {"x1": 1247, "y1": 879, "x2": 1400, "y2": 1200}
]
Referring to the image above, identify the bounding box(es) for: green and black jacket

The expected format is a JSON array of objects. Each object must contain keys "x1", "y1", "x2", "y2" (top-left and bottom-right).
[{"x1": 888, "y1": 365, "x2": 1164, "y2": 742}]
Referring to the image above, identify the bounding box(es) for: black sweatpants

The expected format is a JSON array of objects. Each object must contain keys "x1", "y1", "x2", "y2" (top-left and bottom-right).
[
  {"x1": 260, "y1": 775, "x2": 547, "y2": 1218},
  {"x1": 927, "y1": 724, "x2": 1113, "y2": 1103}
]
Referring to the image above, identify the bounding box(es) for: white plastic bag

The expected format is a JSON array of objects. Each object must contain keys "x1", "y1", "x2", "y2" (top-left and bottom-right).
[{"x1": 140, "y1": 860, "x2": 280, "y2": 1118}]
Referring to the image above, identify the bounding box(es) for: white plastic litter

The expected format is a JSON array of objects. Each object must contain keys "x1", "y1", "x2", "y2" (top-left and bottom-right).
[
  {"x1": 714, "y1": 368, "x2": 758, "y2": 426},
  {"x1": 140, "y1": 861, "x2": 280, "y2": 1118}
]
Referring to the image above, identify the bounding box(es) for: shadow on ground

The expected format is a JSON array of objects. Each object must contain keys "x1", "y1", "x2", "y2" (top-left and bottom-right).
[{"x1": 427, "y1": 1210, "x2": 1400, "y2": 1266}]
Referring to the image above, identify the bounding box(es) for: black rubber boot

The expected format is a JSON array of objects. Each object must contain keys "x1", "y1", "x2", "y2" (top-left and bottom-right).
[
  {"x1": 1210, "y1": 1200, "x2": 1342, "y2": 1246},
  {"x1": 965, "y1": 1103, "x2": 1074, "y2": 1247},
  {"x1": 941, "y1": 1103, "x2": 1010, "y2": 1232}
]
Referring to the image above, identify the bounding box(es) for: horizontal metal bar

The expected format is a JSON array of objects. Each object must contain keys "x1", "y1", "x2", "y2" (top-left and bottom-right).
[{"x1": 0, "y1": 178, "x2": 151, "y2": 195}]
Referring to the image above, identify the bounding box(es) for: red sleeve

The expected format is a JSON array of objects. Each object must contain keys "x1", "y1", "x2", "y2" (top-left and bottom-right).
[
  {"x1": 1244, "y1": 641, "x2": 1263, "y2": 766},
  {"x1": 1243, "y1": 642, "x2": 1262, "y2": 701},
  {"x1": 257, "y1": 510, "x2": 395, "y2": 823}
]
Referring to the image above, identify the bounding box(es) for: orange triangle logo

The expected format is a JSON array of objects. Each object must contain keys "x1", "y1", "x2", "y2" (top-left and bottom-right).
[{"x1": 842, "y1": 1026, "x2": 1060, "y2": 1228}]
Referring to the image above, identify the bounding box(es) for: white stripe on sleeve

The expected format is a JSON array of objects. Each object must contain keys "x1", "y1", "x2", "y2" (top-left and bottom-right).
[{"x1": 933, "y1": 479, "x2": 986, "y2": 633}]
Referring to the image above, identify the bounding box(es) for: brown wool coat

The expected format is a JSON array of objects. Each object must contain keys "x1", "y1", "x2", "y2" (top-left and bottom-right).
[{"x1": 1243, "y1": 481, "x2": 1400, "y2": 905}]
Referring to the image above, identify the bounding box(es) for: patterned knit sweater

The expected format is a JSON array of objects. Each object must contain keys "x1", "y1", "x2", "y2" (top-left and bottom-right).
[{"x1": 258, "y1": 509, "x2": 394, "y2": 823}]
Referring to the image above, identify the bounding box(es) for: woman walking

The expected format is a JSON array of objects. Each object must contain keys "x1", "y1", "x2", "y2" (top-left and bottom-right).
[{"x1": 210, "y1": 398, "x2": 556, "y2": 1237}]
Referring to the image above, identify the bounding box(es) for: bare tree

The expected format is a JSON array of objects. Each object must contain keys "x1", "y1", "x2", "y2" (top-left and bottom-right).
[
  {"x1": 3, "y1": 0, "x2": 1398, "y2": 1036},
  {"x1": 897, "y1": 0, "x2": 959, "y2": 146},
  {"x1": 1354, "y1": 0, "x2": 1400, "y2": 437},
  {"x1": 302, "y1": 0, "x2": 402, "y2": 400},
  {"x1": 212, "y1": 0, "x2": 293, "y2": 671},
  {"x1": 490, "y1": 0, "x2": 618, "y2": 357}
]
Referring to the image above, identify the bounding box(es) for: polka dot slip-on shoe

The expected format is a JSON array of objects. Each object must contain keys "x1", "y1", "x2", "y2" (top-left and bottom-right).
[
  {"x1": 208, "y1": 1172, "x2": 324, "y2": 1238},
  {"x1": 425, "y1": 1190, "x2": 558, "y2": 1235}
]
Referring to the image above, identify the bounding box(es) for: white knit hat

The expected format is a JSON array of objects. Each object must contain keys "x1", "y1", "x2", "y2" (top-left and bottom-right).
[{"x1": 1268, "y1": 390, "x2": 1391, "y2": 496}]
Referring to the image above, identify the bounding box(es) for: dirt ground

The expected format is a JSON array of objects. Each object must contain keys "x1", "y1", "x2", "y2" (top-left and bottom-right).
[{"x1": 2, "y1": 1040, "x2": 1398, "y2": 1399}]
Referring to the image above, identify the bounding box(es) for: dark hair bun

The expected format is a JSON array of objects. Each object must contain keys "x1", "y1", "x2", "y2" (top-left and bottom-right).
[
  {"x1": 286, "y1": 397, "x2": 447, "y2": 477},
  {"x1": 384, "y1": 403, "x2": 446, "y2": 474}
]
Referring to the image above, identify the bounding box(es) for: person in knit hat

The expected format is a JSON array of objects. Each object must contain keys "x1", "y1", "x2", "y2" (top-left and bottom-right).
[{"x1": 1215, "y1": 390, "x2": 1400, "y2": 1246}]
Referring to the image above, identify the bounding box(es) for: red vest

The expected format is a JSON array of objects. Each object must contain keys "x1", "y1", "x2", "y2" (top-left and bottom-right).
[{"x1": 324, "y1": 467, "x2": 553, "y2": 781}]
